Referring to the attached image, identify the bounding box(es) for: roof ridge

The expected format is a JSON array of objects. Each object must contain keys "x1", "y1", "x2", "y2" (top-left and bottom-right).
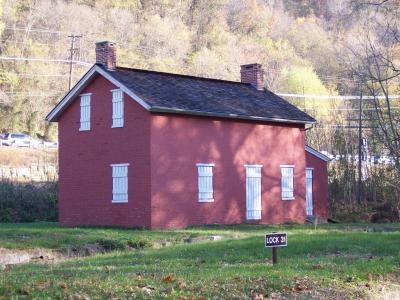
[{"x1": 111, "y1": 65, "x2": 252, "y2": 86}]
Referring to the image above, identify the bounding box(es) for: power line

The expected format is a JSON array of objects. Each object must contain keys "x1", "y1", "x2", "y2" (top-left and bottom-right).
[
  {"x1": 277, "y1": 93, "x2": 400, "y2": 100},
  {"x1": 0, "y1": 57, "x2": 398, "y2": 104},
  {"x1": 4, "y1": 26, "x2": 100, "y2": 37},
  {"x1": 0, "y1": 72, "x2": 69, "y2": 77},
  {"x1": 0, "y1": 56, "x2": 91, "y2": 66},
  {"x1": 301, "y1": 106, "x2": 400, "y2": 111},
  {"x1": 2, "y1": 91, "x2": 64, "y2": 96},
  {"x1": 0, "y1": 39, "x2": 50, "y2": 46},
  {"x1": 5, "y1": 26, "x2": 70, "y2": 35}
]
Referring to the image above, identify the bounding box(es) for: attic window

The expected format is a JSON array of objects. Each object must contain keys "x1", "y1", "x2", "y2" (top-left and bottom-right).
[
  {"x1": 112, "y1": 89, "x2": 124, "y2": 128},
  {"x1": 79, "y1": 93, "x2": 91, "y2": 131}
]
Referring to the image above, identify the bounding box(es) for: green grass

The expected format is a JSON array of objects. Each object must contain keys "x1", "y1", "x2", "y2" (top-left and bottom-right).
[
  {"x1": 0, "y1": 222, "x2": 381, "y2": 251},
  {"x1": 0, "y1": 222, "x2": 210, "y2": 251},
  {"x1": 0, "y1": 223, "x2": 399, "y2": 299}
]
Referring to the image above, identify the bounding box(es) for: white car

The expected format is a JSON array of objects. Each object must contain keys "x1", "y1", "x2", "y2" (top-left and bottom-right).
[{"x1": 1, "y1": 133, "x2": 33, "y2": 147}]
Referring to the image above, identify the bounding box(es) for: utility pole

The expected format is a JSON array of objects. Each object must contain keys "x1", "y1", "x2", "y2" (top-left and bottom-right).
[
  {"x1": 68, "y1": 34, "x2": 83, "y2": 90},
  {"x1": 357, "y1": 91, "x2": 363, "y2": 205}
]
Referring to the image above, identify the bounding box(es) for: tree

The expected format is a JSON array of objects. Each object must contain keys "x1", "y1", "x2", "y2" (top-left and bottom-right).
[{"x1": 342, "y1": 0, "x2": 400, "y2": 217}]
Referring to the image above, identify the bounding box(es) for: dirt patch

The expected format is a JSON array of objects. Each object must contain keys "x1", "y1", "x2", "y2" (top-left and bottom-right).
[
  {"x1": 0, "y1": 247, "x2": 65, "y2": 269},
  {"x1": 368, "y1": 274, "x2": 400, "y2": 300},
  {"x1": 65, "y1": 243, "x2": 109, "y2": 257},
  {"x1": 0, "y1": 243, "x2": 112, "y2": 268},
  {"x1": 0, "y1": 235, "x2": 241, "y2": 268},
  {"x1": 152, "y1": 235, "x2": 240, "y2": 249},
  {"x1": 267, "y1": 278, "x2": 400, "y2": 300},
  {"x1": 367, "y1": 226, "x2": 400, "y2": 232},
  {"x1": 183, "y1": 235, "x2": 240, "y2": 244}
]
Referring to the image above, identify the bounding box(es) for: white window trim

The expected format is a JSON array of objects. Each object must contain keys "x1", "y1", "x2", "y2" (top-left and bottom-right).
[
  {"x1": 110, "y1": 163, "x2": 130, "y2": 167},
  {"x1": 196, "y1": 163, "x2": 215, "y2": 167},
  {"x1": 198, "y1": 199, "x2": 215, "y2": 203},
  {"x1": 79, "y1": 93, "x2": 92, "y2": 131},
  {"x1": 280, "y1": 165, "x2": 295, "y2": 200},
  {"x1": 111, "y1": 89, "x2": 124, "y2": 128},
  {"x1": 244, "y1": 164, "x2": 263, "y2": 168},
  {"x1": 196, "y1": 163, "x2": 215, "y2": 202},
  {"x1": 111, "y1": 163, "x2": 129, "y2": 203}
]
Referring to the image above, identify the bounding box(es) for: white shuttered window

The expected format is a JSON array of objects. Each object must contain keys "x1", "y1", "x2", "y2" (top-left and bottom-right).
[
  {"x1": 111, "y1": 163, "x2": 129, "y2": 203},
  {"x1": 245, "y1": 165, "x2": 262, "y2": 220},
  {"x1": 112, "y1": 89, "x2": 124, "y2": 128},
  {"x1": 281, "y1": 165, "x2": 294, "y2": 200},
  {"x1": 79, "y1": 94, "x2": 91, "y2": 131},
  {"x1": 196, "y1": 163, "x2": 214, "y2": 202},
  {"x1": 306, "y1": 168, "x2": 313, "y2": 216}
]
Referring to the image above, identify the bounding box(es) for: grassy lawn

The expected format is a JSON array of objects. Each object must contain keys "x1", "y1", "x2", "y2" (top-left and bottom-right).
[
  {"x1": 0, "y1": 222, "x2": 208, "y2": 251},
  {"x1": 0, "y1": 223, "x2": 399, "y2": 299}
]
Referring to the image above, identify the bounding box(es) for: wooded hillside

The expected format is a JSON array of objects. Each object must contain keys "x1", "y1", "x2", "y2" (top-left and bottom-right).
[
  {"x1": 0, "y1": 0, "x2": 366, "y2": 141},
  {"x1": 0, "y1": 0, "x2": 399, "y2": 221}
]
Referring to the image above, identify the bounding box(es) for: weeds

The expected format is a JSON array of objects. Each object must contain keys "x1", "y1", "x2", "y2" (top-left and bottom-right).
[{"x1": 0, "y1": 181, "x2": 57, "y2": 222}]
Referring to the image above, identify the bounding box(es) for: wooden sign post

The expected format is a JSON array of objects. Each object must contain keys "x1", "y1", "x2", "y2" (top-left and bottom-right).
[{"x1": 265, "y1": 232, "x2": 287, "y2": 265}]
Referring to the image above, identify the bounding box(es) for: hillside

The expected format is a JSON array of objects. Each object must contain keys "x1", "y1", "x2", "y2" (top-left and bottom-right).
[
  {"x1": 0, "y1": 0, "x2": 399, "y2": 214},
  {"x1": 0, "y1": 0, "x2": 371, "y2": 141}
]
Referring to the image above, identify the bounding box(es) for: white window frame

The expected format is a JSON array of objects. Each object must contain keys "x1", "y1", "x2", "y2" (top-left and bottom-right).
[
  {"x1": 245, "y1": 164, "x2": 263, "y2": 220},
  {"x1": 196, "y1": 163, "x2": 215, "y2": 202},
  {"x1": 111, "y1": 163, "x2": 129, "y2": 203},
  {"x1": 111, "y1": 89, "x2": 124, "y2": 128},
  {"x1": 79, "y1": 93, "x2": 91, "y2": 131},
  {"x1": 280, "y1": 165, "x2": 295, "y2": 200}
]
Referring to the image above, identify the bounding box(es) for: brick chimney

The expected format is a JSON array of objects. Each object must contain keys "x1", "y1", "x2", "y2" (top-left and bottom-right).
[
  {"x1": 240, "y1": 63, "x2": 264, "y2": 90},
  {"x1": 95, "y1": 41, "x2": 116, "y2": 71}
]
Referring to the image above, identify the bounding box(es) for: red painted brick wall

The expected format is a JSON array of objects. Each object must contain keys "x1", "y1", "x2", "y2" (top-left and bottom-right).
[
  {"x1": 58, "y1": 75, "x2": 151, "y2": 227},
  {"x1": 305, "y1": 152, "x2": 328, "y2": 220},
  {"x1": 150, "y1": 114, "x2": 307, "y2": 229},
  {"x1": 57, "y1": 74, "x2": 328, "y2": 229}
]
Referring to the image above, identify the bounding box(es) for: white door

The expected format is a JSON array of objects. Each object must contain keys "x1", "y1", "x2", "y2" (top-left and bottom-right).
[
  {"x1": 245, "y1": 165, "x2": 262, "y2": 220},
  {"x1": 306, "y1": 168, "x2": 313, "y2": 216}
]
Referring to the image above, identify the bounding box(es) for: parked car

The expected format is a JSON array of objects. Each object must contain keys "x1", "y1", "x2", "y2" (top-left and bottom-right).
[{"x1": 1, "y1": 133, "x2": 34, "y2": 147}]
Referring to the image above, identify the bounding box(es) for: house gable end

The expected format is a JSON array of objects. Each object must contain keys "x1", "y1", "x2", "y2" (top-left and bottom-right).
[{"x1": 45, "y1": 64, "x2": 151, "y2": 122}]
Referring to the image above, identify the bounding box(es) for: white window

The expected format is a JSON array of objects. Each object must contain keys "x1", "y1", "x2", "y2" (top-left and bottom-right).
[
  {"x1": 79, "y1": 93, "x2": 91, "y2": 131},
  {"x1": 196, "y1": 163, "x2": 214, "y2": 202},
  {"x1": 281, "y1": 165, "x2": 294, "y2": 200},
  {"x1": 112, "y1": 89, "x2": 124, "y2": 128},
  {"x1": 111, "y1": 163, "x2": 129, "y2": 203},
  {"x1": 245, "y1": 164, "x2": 262, "y2": 220}
]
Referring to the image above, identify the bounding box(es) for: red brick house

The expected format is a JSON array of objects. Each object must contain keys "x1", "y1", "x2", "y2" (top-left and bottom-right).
[{"x1": 46, "y1": 41, "x2": 330, "y2": 229}]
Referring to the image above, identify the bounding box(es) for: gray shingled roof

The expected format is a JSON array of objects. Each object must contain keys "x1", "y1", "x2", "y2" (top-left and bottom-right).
[{"x1": 100, "y1": 64, "x2": 315, "y2": 124}]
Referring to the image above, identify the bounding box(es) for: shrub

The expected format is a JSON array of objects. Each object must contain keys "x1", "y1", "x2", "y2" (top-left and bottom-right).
[
  {"x1": 0, "y1": 181, "x2": 57, "y2": 222},
  {"x1": 96, "y1": 238, "x2": 126, "y2": 251},
  {"x1": 127, "y1": 239, "x2": 151, "y2": 249}
]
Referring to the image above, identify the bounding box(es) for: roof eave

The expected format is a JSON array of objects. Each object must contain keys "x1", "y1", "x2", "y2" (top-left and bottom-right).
[
  {"x1": 305, "y1": 145, "x2": 332, "y2": 162},
  {"x1": 149, "y1": 106, "x2": 316, "y2": 125},
  {"x1": 46, "y1": 65, "x2": 98, "y2": 122}
]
